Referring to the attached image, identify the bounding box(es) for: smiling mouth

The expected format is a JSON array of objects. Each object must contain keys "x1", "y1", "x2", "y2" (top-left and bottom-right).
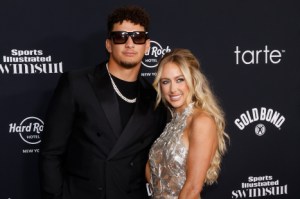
[{"x1": 169, "y1": 94, "x2": 182, "y2": 101}]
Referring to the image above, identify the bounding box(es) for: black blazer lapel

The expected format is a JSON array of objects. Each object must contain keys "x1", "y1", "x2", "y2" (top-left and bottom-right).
[
  {"x1": 87, "y1": 63, "x2": 122, "y2": 138},
  {"x1": 107, "y1": 78, "x2": 156, "y2": 159}
]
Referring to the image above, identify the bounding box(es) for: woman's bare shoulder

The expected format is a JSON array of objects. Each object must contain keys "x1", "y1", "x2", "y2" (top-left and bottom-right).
[{"x1": 189, "y1": 109, "x2": 217, "y2": 135}]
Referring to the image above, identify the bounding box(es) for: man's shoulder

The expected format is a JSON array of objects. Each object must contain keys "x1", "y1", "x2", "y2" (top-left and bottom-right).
[
  {"x1": 63, "y1": 62, "x2": 106, "y2": 79},
  {"x1": 139, "y1": 77, "x2": 154, "y2": 90},
  {"x1": 66, "y1": 66, "x2": 96, "y2": 77},
  {"x1": 139, "y1": 77, "x2": 156, "y2": 96}
]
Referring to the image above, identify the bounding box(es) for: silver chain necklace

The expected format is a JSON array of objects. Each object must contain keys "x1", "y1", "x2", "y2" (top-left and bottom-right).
[{"x1": 106, "y1": 63, "x2": 137, "y2": 103}]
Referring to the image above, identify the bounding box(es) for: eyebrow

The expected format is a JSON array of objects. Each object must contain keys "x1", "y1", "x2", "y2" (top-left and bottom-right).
[{"x1": 160, "y1": 75, "x2": 184, "y2": 80}]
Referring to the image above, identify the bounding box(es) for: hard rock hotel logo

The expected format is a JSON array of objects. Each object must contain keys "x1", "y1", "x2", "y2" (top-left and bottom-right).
[
  {"x1": 234, "y1": 107, "x2": 285, "y2": 136},
  {"x1": 142, "y1": 40, "x2": 171, "y2": 68},
  {"x1": 231, "y1": 175, "x2": 288, "y2": 198},
  {"x1": 0, "y1": 49, "x2": 64, "y2": 74},
  {"x1": 141, "y1": 40, "x2": 171, "y2": 78},
  {"x1": 9, "y1": 116, "x2": 44, "y2": 145}
]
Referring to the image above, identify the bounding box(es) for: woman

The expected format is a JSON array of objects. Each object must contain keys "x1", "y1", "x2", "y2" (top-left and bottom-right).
[{"x1": 146, "y1": 48, "x2": 229, "y2": 199}]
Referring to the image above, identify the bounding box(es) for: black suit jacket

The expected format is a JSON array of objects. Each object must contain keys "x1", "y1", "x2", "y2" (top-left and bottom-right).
[{"x1": 39, "y1": 63, "x2": 167, "y2": 199}]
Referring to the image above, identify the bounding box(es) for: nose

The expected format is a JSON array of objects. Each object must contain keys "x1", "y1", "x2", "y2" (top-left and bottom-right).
[
  {"x1": 170, "y1": 82, "x2": 177, "y2": 93},
  {"x1": 125, "y1": 36, "x2": 134, "y2": 48}
]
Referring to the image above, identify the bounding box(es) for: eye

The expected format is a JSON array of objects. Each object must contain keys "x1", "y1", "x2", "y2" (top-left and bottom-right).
[
  {"x1": 176, "y1": 78, "x2": 185, "y2": 83},
  {"x1": 160, "y1": 79, "x2": 170, "y2": 85}
]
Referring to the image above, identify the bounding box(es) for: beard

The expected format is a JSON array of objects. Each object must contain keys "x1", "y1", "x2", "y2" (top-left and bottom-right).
[{"x1": 119, "y1": 60, "x2": 140, "y2": 69}]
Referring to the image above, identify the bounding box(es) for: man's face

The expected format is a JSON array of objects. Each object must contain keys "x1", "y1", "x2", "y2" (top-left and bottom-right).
[{"x1": 106, "y1": 20, "x2": 150, "y2": 69}]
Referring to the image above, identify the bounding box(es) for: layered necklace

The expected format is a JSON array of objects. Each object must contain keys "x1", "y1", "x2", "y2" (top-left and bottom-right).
[{"x1": 106, "y1": 63, "x2": 137, "y2": 103}]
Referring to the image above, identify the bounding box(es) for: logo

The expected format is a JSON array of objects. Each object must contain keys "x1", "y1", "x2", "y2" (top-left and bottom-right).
[
  {"x1": 0, "y1": 49, "x2": 64, "y2": 74},
  {"x1": 234, "y1": 107, "x2": 285, "y2": 135},
  {"x1": 234, "y1": 45, "x2": 286, "y2": 65},
  {"x1": 9, "y1": 116, "x2": 44, "y2": 144},
  {"x1": 231, "y1": 175, "x2": 288, "y2": 198},
  {"x1": 142, "y1": 40, "x2": 171, "y2": 68},
  {"x1": 254, "y1": 124, "x2": 266, "y2": 136}
]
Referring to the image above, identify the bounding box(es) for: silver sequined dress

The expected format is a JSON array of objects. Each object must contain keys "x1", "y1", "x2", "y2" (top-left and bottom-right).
[{"x1": 149, "y1": 103, "x2": 199, "y2": 199}]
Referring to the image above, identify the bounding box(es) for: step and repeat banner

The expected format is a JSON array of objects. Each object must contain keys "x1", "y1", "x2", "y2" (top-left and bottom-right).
[{"x1": 1, "y1": 0, "x2": 299, "y2": 198}]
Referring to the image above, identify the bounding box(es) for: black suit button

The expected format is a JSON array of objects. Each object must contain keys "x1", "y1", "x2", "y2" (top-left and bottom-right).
[
  {"x1": 129, "y1": 162, "x2": 134, "y2": 167},
  {"x1": 97, "y1": 187, "x2": 103, "y2": 191}
]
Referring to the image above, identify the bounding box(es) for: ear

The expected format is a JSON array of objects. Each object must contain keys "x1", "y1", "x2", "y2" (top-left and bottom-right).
[
  {"x1": 106, "y1": 39, "x2": 112, "y2": 53},
  {"x1": 144, "y1": 39, "x2": 151, "y2": 54}
]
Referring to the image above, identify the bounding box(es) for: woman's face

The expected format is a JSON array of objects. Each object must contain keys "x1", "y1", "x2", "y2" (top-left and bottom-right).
[{"x1": 160, "y1": 62, "x2": 190, "y2": 113}]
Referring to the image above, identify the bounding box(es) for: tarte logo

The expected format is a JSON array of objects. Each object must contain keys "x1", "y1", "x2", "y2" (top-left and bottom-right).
[{"x1": 234, "y1": 45, "x2": 286, "y2": 65}]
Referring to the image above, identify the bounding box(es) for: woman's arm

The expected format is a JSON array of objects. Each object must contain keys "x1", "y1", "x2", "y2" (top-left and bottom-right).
[
  {"x1": 179, "y1": 113, "x2": 218, "y2": 199},
  {"x1": 145, "y1": 160, "x2": 151, "y2": 183}
]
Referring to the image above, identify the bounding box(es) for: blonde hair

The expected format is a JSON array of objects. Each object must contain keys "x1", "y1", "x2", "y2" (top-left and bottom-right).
[{"x1": 153, "y1": 48, "x2": 229, "y2": 185}]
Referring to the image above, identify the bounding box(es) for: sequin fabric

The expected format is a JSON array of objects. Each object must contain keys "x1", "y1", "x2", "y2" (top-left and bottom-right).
[{"x1": 149, "y1": 103, "x2": 198, "y2": 199}]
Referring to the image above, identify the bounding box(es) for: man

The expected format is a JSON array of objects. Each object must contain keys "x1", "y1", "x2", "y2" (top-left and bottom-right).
[{"x1": 39, "y1": 5, "x2": 167, "y2": 199}]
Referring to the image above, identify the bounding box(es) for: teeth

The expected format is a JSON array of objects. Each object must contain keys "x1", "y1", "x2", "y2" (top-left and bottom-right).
[{"x1": 170, "y1": 95, "x2": 181, "y2": 100}]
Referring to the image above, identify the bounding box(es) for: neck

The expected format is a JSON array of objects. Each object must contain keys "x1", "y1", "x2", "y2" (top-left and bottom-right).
[
  {"x1": 173, "y1": 102, "x2": 195, "y2": 115},
  {"x1": 107, "y1": 61, "x2": 140, "y2": 82}
]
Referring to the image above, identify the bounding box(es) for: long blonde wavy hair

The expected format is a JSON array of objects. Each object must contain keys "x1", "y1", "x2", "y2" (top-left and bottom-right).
[{"x1": 153, "y1": 48, "x2": 229, "y2": 185}]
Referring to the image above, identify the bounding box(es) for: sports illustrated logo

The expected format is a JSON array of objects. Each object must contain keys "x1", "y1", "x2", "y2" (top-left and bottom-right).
[
  {"x1": 234, "y1": 45, "x2": 286, "y2": 65},
  {"x1": 142, "y1": 40, "x2": 171, "y2": 68},
  {"x1": 231, "y1": 175, "x2": 288, "y2": 198},
  {"x1": 9, "y1": 116, "x2": 44, "y2": 145},
  {"x1": 0, "y1": 49, "x2": 64, "y2": 74},
  {"x1": 234, "y1": 107, "x2": 285, "y2": 135}
]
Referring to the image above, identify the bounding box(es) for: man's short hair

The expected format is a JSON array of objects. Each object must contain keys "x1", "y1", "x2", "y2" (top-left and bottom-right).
[{"x1": 107, "y1": 5, "x2": 150, "y2": 34}]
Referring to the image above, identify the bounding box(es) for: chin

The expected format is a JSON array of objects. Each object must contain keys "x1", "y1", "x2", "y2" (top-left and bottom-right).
[
  {"x1": 120, "y1": 61, "x2": 139, "y2": 69},
  {"x1": 168, "y1": 101, "x2": 184, "y2": 109}
]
